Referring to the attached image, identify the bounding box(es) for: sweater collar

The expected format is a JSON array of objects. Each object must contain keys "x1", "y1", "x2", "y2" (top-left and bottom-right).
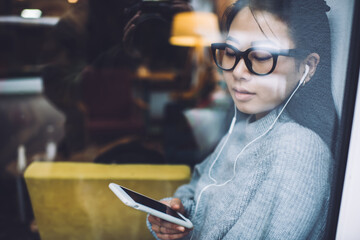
[{"x1": 237, "y1": 105, "x2": 291, "y2": 140}]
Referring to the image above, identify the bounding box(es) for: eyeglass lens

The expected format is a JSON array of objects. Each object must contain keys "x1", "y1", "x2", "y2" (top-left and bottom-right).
[{"x1": 214, "y1": 46, "x2": 275, "y2": 75}]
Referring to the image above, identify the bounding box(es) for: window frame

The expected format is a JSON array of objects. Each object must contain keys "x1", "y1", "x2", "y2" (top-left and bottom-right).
[{"x1": 328, "y1": 0, "x2": 360, "y2": 238}]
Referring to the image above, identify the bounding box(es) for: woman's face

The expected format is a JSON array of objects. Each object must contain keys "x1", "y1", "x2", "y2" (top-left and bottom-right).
[{"x1": 223, "y1": 7, "x2": 303, "y2": 120}]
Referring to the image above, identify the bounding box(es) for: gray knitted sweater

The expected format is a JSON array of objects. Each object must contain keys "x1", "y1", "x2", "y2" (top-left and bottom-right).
[{"x1": 150, "y1": 108, "x2": 332, "y2": 240}]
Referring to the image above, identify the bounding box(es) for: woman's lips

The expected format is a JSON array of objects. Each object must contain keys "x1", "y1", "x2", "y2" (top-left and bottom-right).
[{"x1": 232, "y1": 87, "x2": 255, "y2": 101}]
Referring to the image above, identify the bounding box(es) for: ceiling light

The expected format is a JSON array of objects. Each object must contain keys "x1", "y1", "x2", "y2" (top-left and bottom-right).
[{"x1": 21, "y1": 9, "x2": 42, "y2": 19}]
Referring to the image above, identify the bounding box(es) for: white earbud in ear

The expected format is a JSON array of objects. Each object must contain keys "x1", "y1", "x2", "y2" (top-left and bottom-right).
[{"x1": 299, "y1": 65, "x2": 310, "y2": 86}]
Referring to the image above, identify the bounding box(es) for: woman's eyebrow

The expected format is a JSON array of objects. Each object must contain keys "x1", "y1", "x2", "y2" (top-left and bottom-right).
[
  {"x1": 225, "y1": 36, "x2": 277, "y2": 48},
  {"x1": 226, "y1": 36, "x2": 240, "y2": 44}
]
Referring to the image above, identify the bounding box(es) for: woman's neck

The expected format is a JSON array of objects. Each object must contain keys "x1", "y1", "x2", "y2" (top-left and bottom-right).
[{"x1": 255, "y1": 111, "x2": 270, "y2": 121}]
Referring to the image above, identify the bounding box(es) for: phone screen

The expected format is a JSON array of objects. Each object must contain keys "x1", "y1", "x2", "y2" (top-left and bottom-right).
[{"x1": 121, "y1": 186, "x2": 184, "y2": 220}]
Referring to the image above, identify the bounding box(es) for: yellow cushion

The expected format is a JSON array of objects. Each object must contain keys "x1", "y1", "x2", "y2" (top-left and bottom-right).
[{"x1": 25, "y1": 162, "x2": 191, "y2": 240}]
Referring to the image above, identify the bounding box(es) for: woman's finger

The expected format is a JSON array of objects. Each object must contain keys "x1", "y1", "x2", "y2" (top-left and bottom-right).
[
  {"x1": 156, "y1": 231, "x2": 190, "y2": 240},
  {"x1": 151, "y1": 224, "x2": 183, "y2": 235},
  {"x1": 149, "y1": 215, "x2": 187, "y2": 233},
  {"x1": 169, "y1": 198, "x2": 186, "y2": 215},
  {"x1": 158, "y1": 219, "x2": 187, "y2": 232},
  {"x1": 148, "y1": 214, "x2": 161, "y2": 226}
]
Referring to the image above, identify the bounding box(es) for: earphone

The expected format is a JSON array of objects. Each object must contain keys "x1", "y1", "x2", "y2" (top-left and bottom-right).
[
  {"x1": 299, "y1": 64, "x2": 310, "y2": 86},
  {"x1": 189, "y1": 64, "x2": 311, "y2": 240}
]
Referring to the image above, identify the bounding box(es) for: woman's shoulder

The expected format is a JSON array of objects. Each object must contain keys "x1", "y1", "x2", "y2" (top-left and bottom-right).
[
  {"x1": 265, "y1": 120, "x2": 333, "y2": 205},
  {"x1": 273, "y1": 120, "x2": 329, "y2": 150},
  {"x1": 268, "y1": 120, "x2": 332, "y2": 170}
]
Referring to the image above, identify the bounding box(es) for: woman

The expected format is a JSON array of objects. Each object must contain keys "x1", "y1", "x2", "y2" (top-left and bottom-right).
[{"x1": 148, "y1": 0, "x2": 338, "y2": 239}]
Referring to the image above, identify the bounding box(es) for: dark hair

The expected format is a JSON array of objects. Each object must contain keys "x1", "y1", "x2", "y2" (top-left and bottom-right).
[{"x1": 223, "y1": 0, "x2": 338, "y2": 152}]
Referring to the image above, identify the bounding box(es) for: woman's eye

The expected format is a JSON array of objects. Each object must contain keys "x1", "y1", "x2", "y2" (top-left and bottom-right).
[
  {"x1": 250, "y1": 51, "x2": 273, "y2": 62},
  {"x1": 225, "y1": 48, "x2": 236, "y2": 57}
]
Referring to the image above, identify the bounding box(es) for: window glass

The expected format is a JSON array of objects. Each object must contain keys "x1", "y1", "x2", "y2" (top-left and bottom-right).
[{"x1": 0, "y1": 0, "x2": 357, "y2": 239}]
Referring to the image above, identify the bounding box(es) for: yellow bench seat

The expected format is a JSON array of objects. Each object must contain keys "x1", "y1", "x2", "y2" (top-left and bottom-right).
[{"x1": 24, "y1": 162, "x2": 191, "y2": 240}]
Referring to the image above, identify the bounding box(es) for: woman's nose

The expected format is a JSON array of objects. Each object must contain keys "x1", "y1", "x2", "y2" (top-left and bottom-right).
[{"x1": 232, "y1": 58, "x2": 250, "y2": 80}]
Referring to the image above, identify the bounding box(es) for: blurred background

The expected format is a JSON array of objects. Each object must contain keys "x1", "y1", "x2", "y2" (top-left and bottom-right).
[{"x1": 0, "y1": 0, "x2": 236, "y2": 239}]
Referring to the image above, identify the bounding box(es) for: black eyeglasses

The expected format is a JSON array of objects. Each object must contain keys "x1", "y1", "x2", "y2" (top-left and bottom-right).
[{"x1": 211, "y1": 43, "x2": 302, "y2": 76}]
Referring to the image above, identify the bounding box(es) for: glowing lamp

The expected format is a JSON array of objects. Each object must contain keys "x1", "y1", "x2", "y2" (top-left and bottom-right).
[{"x1": 170, "y1": 12, "x2": 221, "y2": 47}]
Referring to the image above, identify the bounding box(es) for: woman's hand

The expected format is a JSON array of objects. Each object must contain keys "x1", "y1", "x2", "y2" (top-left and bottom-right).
[{"x1": 148, "y1": 198, "x2": 192, "y2": 240}]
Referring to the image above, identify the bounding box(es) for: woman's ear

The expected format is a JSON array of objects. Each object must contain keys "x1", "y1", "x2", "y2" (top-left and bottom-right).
[{"x1": 302, "y1": 53, "x2": 320, "y2": 84}]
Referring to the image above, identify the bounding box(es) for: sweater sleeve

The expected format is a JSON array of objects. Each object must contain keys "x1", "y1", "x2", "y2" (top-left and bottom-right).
[
  {"x1": 146, "y1": 154, "x2": 211, "y2": 238},
  {"x1": 174, "y1": 133, "x2": 231, "y2": 219},
  {"x1": 173, "y1": 159, "x2": 205, "y2": 219},
  {"x1": 223, "y1": 129, "x2": 332, "y2": 240}
]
